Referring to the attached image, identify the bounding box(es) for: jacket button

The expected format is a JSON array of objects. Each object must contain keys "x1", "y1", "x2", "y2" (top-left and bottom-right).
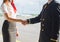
[{"x1": 42, "y1": 29, "x2": 44, "y2": 31}]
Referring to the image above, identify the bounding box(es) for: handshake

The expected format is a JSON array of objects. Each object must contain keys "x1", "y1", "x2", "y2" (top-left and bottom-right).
[{"x1": 20, "y1": 19, "x2": 29, "y2": 25}]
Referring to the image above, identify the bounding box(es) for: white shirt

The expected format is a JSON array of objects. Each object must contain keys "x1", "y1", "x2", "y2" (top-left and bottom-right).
[{"x1": 1, "y1": 3, "x2": 17, "y2": 20}]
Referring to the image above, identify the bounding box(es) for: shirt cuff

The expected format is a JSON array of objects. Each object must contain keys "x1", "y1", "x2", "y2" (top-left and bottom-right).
[{"x1": 27, "y1": 19, "x2": 31, "y2": 24}]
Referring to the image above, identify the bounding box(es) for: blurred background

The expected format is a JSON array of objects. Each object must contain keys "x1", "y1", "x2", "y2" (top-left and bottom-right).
[{"x1": 0, "y1": 0, "x2": 60, "y2": 42}]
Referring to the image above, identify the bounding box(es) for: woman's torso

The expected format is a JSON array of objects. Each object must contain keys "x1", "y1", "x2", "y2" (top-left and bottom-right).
[{"x1": 1, "y1": 2, "x2": 17, "y2": 20}]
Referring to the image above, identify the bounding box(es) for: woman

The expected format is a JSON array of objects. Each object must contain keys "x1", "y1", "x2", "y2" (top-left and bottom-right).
[
  {"x1": 10, "y1": 0, "x2": 18, "y2": 37},
  {"x1": 1, "y1": 0, "x2": 22, "y2": 42}
]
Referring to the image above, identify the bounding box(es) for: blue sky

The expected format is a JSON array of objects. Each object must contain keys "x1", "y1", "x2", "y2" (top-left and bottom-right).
[{"x1": 0, "y1": 0, "x2": 60, "y2": 14}]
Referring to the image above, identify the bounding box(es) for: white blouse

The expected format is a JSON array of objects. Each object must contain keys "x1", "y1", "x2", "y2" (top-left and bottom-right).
[{"x1": 1, "y1": 3, "x2": 17, "y2": 20}]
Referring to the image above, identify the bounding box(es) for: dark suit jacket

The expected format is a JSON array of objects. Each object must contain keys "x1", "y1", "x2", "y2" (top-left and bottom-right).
[{"x1": 27, "y1": 0, "x2": 60, "y2": 41}]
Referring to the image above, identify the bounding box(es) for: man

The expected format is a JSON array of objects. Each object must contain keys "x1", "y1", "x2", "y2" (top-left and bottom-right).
[{"x1": 21, "y1": 0, "x2": 60, "y2": 42}]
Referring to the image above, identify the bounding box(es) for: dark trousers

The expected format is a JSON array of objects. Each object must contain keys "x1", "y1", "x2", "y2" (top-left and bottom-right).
[{"x1": 2, "y1": 20, "x2": 10, "y2": 42}]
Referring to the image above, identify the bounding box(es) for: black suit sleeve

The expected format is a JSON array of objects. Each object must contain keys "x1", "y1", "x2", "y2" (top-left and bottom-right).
[
  {"x1": 27, "y1": 4, "x2": 47, "y2": 24},
  {"x1": 27, "y1": 13, "x2": 42, "y2": 24}
]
